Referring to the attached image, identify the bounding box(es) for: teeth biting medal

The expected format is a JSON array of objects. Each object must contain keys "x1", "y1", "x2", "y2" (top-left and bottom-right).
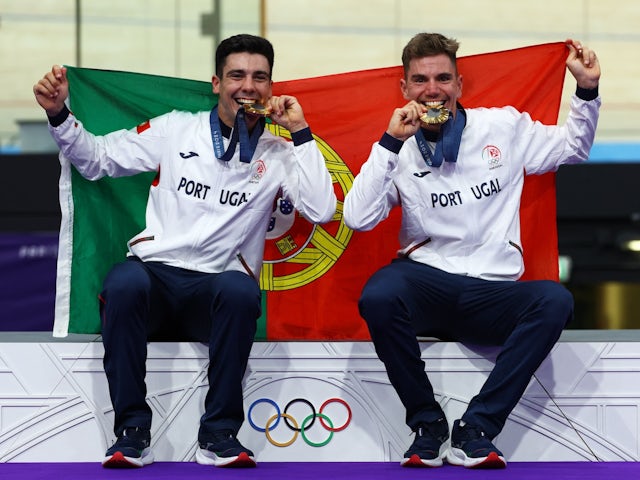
[
  {"x1": 243, "y1": 101, "x2": 272, "y2": 116},
  {"x1": 420, "y1": 101, "x2": 449, "y2": 125}
]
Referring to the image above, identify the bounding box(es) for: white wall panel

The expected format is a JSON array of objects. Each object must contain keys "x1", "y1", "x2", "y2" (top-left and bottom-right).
[{"x1": 0, "y1": 340, "x2": 638, "y2": 463}]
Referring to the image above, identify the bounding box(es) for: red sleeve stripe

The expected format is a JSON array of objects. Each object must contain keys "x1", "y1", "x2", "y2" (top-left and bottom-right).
[{"x1": 136, "y1": 120, "x2": 151, "y2": 133}]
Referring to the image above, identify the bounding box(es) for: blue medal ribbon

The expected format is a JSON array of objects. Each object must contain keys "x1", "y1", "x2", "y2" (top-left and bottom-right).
[
  {"x1": 209, "y1": 106, "x2": 265, "y2": 163},
  {"x1": 415, "y1": 107, "x2": 466, "y2": 167}
]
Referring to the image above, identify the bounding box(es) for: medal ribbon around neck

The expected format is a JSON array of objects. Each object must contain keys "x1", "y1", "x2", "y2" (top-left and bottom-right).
[
  {"x1": 209, "y1": 106, "x2": 265, "y2": 163},
  {"x1": 415, "y1": 107, "x2": 466, "y2": 167}
]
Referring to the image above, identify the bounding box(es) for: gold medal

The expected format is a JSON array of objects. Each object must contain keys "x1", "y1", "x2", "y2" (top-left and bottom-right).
[
  {"x1": 419, "y1": 102, "x2": 449, "y2": 125},
  {"x1": 243, "y1": 102, "x2": 272, "y2": 117}
]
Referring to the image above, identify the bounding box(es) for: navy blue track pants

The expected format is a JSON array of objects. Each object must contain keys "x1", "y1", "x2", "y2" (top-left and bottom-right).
[
  {"x1": 358, "y1": 258, "x2": 573, "y2": 439},
  {"x1": 99, "y1": 257, "x2": 260, "y2": 441}
]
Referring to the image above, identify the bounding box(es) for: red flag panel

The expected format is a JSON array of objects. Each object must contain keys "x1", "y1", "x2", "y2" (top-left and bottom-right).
[{"x1": 265, "y1": 42, "x2": 568, "y2": 340}]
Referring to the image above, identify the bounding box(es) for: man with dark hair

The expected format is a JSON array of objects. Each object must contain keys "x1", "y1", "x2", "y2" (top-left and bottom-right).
[
  {"x1": 344, "y1": 32, "x2": 600, "y2": 469},
  {"x1": 215, "y1": 33, "x2": 274, "y2": 78},
  {"x1": 34, "y1": 33, "x2": 336, "y2": 469}
]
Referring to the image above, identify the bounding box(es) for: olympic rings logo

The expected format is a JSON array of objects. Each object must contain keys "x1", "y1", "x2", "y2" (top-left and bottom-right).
[{"x1": 248, "y1": 397, "x2": 352, "y2": 447}]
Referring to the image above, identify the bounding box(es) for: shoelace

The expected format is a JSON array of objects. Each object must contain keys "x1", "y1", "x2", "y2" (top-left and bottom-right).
[
  {"x1": 458, "y1": 424, "x2": 485, "y2": 442},
  {"x1": 118, "y1": 427, "x2": 150, "y2": 447},
  {"x1": 415, "y1": 419, "x2": 448, "y2": 443}
]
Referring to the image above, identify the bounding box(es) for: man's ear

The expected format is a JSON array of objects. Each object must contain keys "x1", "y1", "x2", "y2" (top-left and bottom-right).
[
  {"x1": 400, "y1": 78, "x2": 410, "y2": 101},
  {"x1": 212, "y1": 75, "x2": 221, "y2": 95}
]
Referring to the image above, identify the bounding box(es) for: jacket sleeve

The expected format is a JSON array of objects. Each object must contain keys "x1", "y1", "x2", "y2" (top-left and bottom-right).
[
  {"x1": 48, "y1": 110, "x2": 170, "y2": 181},
  {"x1": 282, "y1": 128, "x2": 337, "y2": 224},
  {"x1": 521, "y1": 93, "x2": 601, "y2": 175},
  {"x1": 343, "y1": 133, "x2": 402, "y2": 232}
]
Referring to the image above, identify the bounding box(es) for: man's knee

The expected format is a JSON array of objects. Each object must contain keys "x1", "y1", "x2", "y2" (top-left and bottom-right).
[
  {"x1": 102, "y1": 260, "x2": 152, "y2": 300},
  {"x1": 534, "y1": 281, "x2": 574, "y2": 329},
  {"x1": 540, "y1": 281, "x2": 573, "y2": 308},
  {"x1": 100, "y1": 261, "x2": 154, "y2": 337},
  {"x1": 213, "y1": 271, "x2": 261, "y2": 315},
  {"x1": 359, "y1": 274, "x2": 407, "y2": 330}
]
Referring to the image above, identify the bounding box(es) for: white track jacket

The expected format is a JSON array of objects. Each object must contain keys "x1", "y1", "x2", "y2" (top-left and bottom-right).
[
  {"x1": 50, "y1": 109, "x2": 337, "y2": 278},
  {"x1": 344, "y1": 94, "x2": 600, "y2": 281}
]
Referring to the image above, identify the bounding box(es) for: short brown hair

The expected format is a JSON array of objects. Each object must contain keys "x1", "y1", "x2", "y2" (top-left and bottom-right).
[{"x1": 402, "y1": 33, "x2": 460, "y2": 76}]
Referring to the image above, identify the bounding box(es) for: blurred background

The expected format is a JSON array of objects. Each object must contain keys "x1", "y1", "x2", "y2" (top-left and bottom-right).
[{"x1": 0, "y1": 0, "x2": 639, "y2": 331}]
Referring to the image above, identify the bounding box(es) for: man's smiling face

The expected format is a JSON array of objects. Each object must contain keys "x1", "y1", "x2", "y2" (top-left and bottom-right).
[
  {"x1": 212, "y1": 52, "x2": 273, "y2": 130},
  {"x1": 401, "y1": 53, "x2": 463, "y2": 118}
]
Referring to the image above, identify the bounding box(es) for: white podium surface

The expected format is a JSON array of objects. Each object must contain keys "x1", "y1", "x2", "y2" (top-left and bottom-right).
[{"x1": 0, "y1": 332, "x2": 639, "y2": 463}]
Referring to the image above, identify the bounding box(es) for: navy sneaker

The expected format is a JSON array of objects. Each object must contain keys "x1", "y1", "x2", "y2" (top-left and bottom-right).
[
  {"x1": 196, "y1": 430, "x2": 256, "y2": 468},
  {"x1": 102, "y1": 427, "x2": 153, "y2": 468},
  {"x1": 446, "y1": 419, "x2": 506, "y2": 468},
  {"x1": 401, "y1": 417, "x2": 449, "y2": 467}
]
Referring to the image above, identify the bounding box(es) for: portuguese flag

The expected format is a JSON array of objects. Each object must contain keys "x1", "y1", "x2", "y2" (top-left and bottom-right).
[{"x1": 53, "y1": 42, "x2": 568, "y2": 339}]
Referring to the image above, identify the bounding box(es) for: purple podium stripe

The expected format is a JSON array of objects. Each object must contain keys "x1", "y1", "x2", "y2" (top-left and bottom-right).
[{"x1": 0, "y1": 462, "x2": 638, "y2": 480}]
